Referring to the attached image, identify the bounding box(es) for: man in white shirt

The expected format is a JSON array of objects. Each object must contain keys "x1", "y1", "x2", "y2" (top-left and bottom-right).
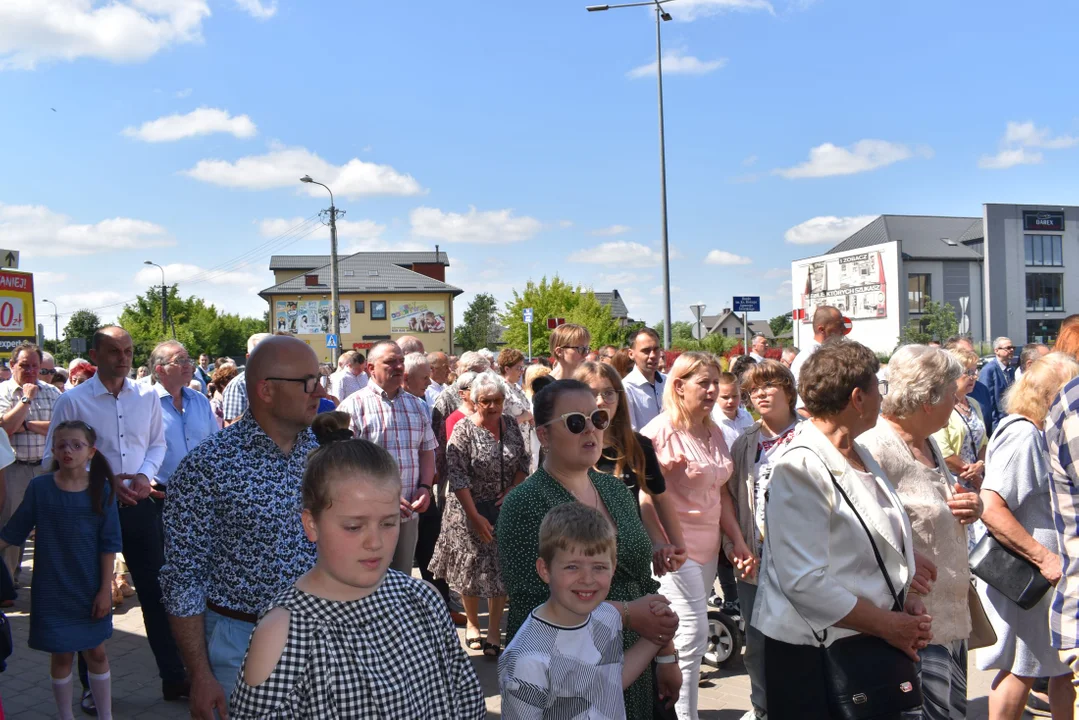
[
  {"x1": 404, "y1": 352, "x2": 433, "y2": 421},
  {"x1": 749, "y1": 334, "x2": 769, "y2": 363},
  {"x1": 623, "y1": 328, "x2": 666, "y2": 431},
  {"x1": 790, "y1": 305, "x2": 846, "y2": 412},
  {"x1": 329, "y1": 350, "x2": 368, "y2": 402},
  {"x1": 425, "y1": 351, "x2": 450, "y2": 407},
  {"x1": 44, "y1": 326, "x2": 188, "y2": 703}
]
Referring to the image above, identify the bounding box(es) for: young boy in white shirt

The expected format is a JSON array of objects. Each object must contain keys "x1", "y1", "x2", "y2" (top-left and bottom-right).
[
  {"x1": 712, "y1": 371, "x2": 755, "y2": 451},
  {"x1": 499, "y1": 503, "x2": 678, "y2": 719}
]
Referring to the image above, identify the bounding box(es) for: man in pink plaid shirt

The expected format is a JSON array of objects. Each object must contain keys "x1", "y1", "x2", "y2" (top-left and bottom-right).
[{"x1": 339, "y1": 340, "x2": 437, "y2": 573}]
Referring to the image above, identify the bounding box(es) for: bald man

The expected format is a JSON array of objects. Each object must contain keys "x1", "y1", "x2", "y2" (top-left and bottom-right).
[
  {"x1": 425, "y1": 351, "x2": 450, "y2": 407},
  {"x1": 44, "y1": 326, "x2": 188, "y2": 704},
  {"x1": 161, "y1": 336, "x2": 327, "y2": 714},
  {"x1": 397, "y1": 335, "x2": 425, "y2": 355}
]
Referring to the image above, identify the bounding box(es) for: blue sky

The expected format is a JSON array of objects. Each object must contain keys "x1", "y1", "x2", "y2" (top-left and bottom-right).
[{"x1": 3, "y1": 0, "x2": 1079, "y2": 336}]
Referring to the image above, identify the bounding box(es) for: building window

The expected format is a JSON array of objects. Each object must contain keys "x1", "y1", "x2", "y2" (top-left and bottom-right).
[
  {"x1": 1028, "y1": 318, "x2": 1063, "y2": 345},
  {"x1": 354, "y1": 300, "x2": 365, "y2": 314},
  {"x1": 371, "y1": 300, "x2": 387, "y2": 320},
  {"x1": 721, "y1": 327, "x2": 728, "y2": 337},
  {"x1": 734, "y1": 326, "x2": 741, "y2": 335},
  {"x1": 1025, "y1": 234, "x2": 1063, "y2": 266},
  {"x1": 1026, "y1": 273, "x2": 1064, "y2": 311},
  {"x1": 304, "y1": 274, "x2": 319, "y2": 287},
  {"x1": 908, "y1": 273, "x2": 931, "y2": 313}
]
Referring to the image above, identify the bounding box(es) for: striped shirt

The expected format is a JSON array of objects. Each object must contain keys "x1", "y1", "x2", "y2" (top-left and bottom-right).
[
  {"x1": 1047, "y1": 376, "x2": 1079, "y2": 649},
  {"x1": 0, "y1": 379, "x2": 60, "y2": 462},
  {"x1": 499, "y1": 603, "x2": 625, "y2": 719},
  {"x1": 338, "y1": 380, "x2": 437, "y2": 502}
]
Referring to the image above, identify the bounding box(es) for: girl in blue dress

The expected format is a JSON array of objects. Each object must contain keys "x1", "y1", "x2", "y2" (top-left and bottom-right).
[{"x1": 0, "y1": 420, "x2": 122, "y2": 720}]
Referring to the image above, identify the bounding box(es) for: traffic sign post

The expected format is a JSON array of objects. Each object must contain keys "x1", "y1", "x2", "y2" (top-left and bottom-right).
[
  {"x1": 0, "y1": 251, "x2": 19, "y2": 269},
  {"x1": 325, "y1": 334, "x2": 339, "y2": 350},
  {"x1": 523, "y1": 308, "x2": 534, "y2": 361},
  {"x1": 732, "y1": 296, "x2": 761, "y2": 356}
]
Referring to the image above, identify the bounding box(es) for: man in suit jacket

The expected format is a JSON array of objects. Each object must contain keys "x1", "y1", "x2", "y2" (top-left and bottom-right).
[{"x1": 978, "y1": 336, "x2": 1016, "y2": 433}]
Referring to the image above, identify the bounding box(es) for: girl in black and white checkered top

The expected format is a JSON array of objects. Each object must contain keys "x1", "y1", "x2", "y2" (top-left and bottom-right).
[{"x1": 229, "y1": 413, "x2": 486, "y2": 719}]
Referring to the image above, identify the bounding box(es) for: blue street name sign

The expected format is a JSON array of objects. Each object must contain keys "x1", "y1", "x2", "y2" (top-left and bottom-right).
[
  {"x1": 523, "y1": 308, "x2": 534, "y2": 323},
  {"x1": 732, "y1": 296, "x2": 761, "y2": 313}
]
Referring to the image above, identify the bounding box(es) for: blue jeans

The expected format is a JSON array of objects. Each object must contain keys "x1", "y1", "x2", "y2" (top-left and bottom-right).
[{"x1": 204, "y1": 608, "x2": 257, "y2": 700}]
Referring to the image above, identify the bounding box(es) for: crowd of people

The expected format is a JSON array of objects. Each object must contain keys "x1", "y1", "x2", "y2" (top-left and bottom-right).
[{"x1": 3, "y1": 310, "x2": 1079, "y2": 718}]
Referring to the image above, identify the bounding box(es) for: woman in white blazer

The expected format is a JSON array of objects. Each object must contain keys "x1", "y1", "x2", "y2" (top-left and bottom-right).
[{"x1": 751, "y1": 339, "x2": 934, "y2": 719}]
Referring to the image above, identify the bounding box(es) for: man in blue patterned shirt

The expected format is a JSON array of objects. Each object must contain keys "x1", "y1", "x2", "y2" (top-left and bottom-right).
[
  {"x1": 161, "y1": 335, "x2": 327, "y2": 718},
  {"x1": 1047, "y1": 373, "x2": 1079, "y2": 714}
]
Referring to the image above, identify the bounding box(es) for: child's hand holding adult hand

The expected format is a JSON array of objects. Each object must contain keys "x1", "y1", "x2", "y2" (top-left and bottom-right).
[{"x1": 92, "y1": 588, "x2": 112, "y2": 619}]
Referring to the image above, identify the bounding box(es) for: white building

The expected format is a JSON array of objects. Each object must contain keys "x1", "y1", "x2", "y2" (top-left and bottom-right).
[{"x1": 790, "y1": 204, "x2": 1074, "y2": 354}]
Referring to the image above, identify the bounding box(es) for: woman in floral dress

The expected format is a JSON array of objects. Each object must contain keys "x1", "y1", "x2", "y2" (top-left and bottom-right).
[{"x1": 429, "y1": 372, "x2": 529, "y2": 658}]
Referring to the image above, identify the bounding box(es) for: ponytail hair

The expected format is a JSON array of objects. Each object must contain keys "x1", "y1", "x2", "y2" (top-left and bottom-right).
[{"x1": 50, "y1": 420, "x2": 115, "y2": 516}]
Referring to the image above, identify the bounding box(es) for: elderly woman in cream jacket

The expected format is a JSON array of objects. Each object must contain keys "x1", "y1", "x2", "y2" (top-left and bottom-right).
[
  {"x1": 861, "y1": 344, "x2": 983, "y2": 720},
  {"x1": 752, "y1": 339, "x2": 934, "y2": 719}
]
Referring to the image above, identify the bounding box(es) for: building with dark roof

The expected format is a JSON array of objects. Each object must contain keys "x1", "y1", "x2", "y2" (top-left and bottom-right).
[
  {"x1": 262, "y1": 249, "x2": 461, "y2": 358},
  {"x1": 700, "y1": 310, "x2": 774, "y2": 341},
  {"x1": 789, "y1": 204, "x2": 1077, "y2": 352},
  {"x1": 589, "y1": 290, "x2": 631, "y2": 326}
]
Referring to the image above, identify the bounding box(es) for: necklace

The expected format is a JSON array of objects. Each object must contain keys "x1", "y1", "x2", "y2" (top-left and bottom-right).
[{"x1": 546, "y1": 466, "x2": 601, "y2": 510}]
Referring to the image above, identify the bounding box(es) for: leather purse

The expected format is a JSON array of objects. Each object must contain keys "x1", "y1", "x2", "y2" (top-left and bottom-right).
[
  {"x1": 967, "y1": 581, "x2": 997, "y2": 650},
  {"x1": 969, "y1": 531, "x2": 1051, "y2": 610},
  {"x1": 783, "y1": 453, "x2": 923, "y2": 720}
]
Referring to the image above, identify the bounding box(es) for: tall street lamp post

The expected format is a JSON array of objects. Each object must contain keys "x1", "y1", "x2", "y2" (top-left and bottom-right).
[
  {"x1": 41, "y1": 299, "x2": 58, "y2": 342},
  {"x1": 587, "y1": 0, "x2": 675, "y2": 349},
  {"x1": 300, "y1": 175, "x2": 341, "y2": 363},
  {"x1": 143, "y1": 261, "x2": 169, "y2": 334}
]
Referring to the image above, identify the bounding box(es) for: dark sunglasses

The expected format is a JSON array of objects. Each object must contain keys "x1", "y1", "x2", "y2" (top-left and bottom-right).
[
  {"x1": 540, "y1": 410, "x2": 610, "y2": 434},
  {"x1": 38, "y1": 368, "x2": 56, "y2": 376}
]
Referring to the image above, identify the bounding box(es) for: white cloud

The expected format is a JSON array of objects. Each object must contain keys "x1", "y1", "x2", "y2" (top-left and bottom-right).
[
  {"x1": 183, "y1": 145, "x2": 425, "y2": 198},
  {"x1": 235, "y1": 0, "x2": 276, "y2": 20},
  {"x1": 34, "y1": 271, "x2": 69, "y2": 284},
  {"x1": 784, "y1": 215, "x2": 877, "y2": 245},
  {"x1": 649, "y1": 285, "x2": 683, "y2": 296},
  {"x1": 978, "y1": 148, "x2": 1043, "y2": 170},
  {"x1": 175, "y1": 88, "x2": 192, "y2": 98},
  {"x1": 628, "y1": 51, "x2": 727, "y2": 79},
  {"x1": 135, "y1": 262, "x2": 261, "y2": 288},
  {"x1": 54, "y1": 290, "x2": 129, "y2": 309},
  {"x1": 0, "y1": 203, "x2": 173, "y2": 257},
  {"x1": 124, "y1": 107, "x2": 257, "y2": 142},
  {"x1": 591, "y1": 224, "x2": 631, "y2": 237},
  {"x1": 979, "y1": 121, "x2": 1076, "y2": 170},
  {"x1": 559, "y1": 220, "x2": 574, "y2": 228},
  {"x1": 776, "y1": 140, "x2": 930, "y2": 179},
  {"x1": 567, "y1": 241, "x2": 664, "y2": 268},
  {"x1": 762, "y1": 267, "x2": 789, "y2": 278},
  {"x1": 742, "y1": 155, "x2": 758, "y2": 167},
  {"x1": 705, "y1": 249, "x2": 752, "y2": 266},
  {"x1": 673, "y1": 0, "x2": 775, "y2": 20},
  {"x1": 257, "y1": 216, "x2": 386, "y2": 242},
  {"x1": 597, "y1": 272, "x2": 643, "y2": 286},
  {"x1": 0, "y1": 0, "x2": 210, "y2": 70},
  {"x1": 409, "y1": 206, "x2": 542, "y2": 244}
]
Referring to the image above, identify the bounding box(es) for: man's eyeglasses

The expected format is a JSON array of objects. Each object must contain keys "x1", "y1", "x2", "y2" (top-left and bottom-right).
[
  {"x1": 539, "y1": 410, "x2": 610, "y2": 434},
  {"x1": 38, "y1": 368, "x2": 55, "y2": 376},
  {"x1": 266, "y1": 376, "x2": 320, "y2": 393},
  {"x1": 878, "y1": 379, "x2": 889, "y2": 396},
  {"x1": 1000, "y1": 346, "x2": 1015, "y2": 351},
  {"x1": 167, "y1": 358, "x2": 195, "y2": 367}
]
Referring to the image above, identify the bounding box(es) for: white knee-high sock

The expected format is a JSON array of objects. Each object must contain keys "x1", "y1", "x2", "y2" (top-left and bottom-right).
[
  {"x1": 88, "y1": 671, "x2": 112, "y2": 720},
  {"x1": 51, "y1": 671, "x2": 76, "y2": 720}
]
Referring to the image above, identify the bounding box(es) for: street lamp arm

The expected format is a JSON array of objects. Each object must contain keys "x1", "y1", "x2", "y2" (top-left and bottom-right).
[
  {"x1": 587, "y1": 0, "x2": 673, "y2": 10},
  {"x1": 301, "y1": 176, "x2": 335, "y2": 208}
]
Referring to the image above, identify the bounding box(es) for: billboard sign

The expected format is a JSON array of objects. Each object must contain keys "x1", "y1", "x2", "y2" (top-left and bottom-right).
[
  {"x1": 799, "y1": 250, "x2": 888, "y2": 322},
  {"x1": 390, "y1": 300, "x2": 447, "y2": 333},
  {"x1": 0, "y1": 271, "x2": 35, "y2": 356},
  {"x1": 1023, "y1": 211, "x2": 1065, "y2": 232}
]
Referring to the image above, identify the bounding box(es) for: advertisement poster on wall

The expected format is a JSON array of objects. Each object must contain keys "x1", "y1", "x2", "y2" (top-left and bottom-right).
[
  {"x1": 799, "y1": 251, "x2": 888, "y2": 321},
  {"x1": 0, "y1": 270, "x2": 36, "y2": 356},
  {"x1": 275, "y1": 300, "x2": 351, "y2": 335},
  {"x1": 390, "y1": 300, "x2": 447, "y2": 333}
]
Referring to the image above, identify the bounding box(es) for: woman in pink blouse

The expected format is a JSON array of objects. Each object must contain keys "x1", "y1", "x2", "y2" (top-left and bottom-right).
[{"x1": 641, "y1": 351, "x2": 755, "y2": 720}]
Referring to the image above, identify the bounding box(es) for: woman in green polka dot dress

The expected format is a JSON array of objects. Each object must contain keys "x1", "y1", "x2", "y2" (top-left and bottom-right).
[{"x1": 497, "y1": 379, "x2": 682, "y2": 719}]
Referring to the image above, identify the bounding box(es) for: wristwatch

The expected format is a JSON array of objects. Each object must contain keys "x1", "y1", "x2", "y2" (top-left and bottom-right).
[
  {"x1": 19, "y1": 397, "x2": 30, "y2": 405},
  {"x1": 655, "y1": 651, "x2": 679, "y2": 664}
]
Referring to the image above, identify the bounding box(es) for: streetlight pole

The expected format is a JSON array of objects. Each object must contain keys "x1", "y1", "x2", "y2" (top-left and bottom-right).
[
  {"x1": 300, "y1": 175, "x2": 341, "y2": 364},
  {"x1": 587, "y1": 0, "x2": 675, "y2": 349},
  {"x1": 143, "y1": 261, "x2": 169, "y2": 334},
  {"x1": 42, "y1": 299, "x2": 58, "y2": 342}
]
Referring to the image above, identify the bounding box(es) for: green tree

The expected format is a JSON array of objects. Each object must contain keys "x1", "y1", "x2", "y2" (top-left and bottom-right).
[
  {"x1": 456, "y1": 293, "x2": 500, "y2": 351},
  {"x1": 769, "y1": 312, "x2": 793, "y2": 340},
  {"x1": 44, "y1": 309, "x2": 102, "y2": 365},
  {"x1": 655, "y1": 321, "x2": 695, "y2": 345},
  {"x1": 899, "y1": 300, "x2": 959, "y2": 346},
  {"x1": 500, "y1": 276, "x2": 624, "y2": 356}
]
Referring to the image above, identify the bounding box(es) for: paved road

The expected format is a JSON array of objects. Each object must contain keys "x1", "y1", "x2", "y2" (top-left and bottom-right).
[{"x1": 0, "y1": 554, "x2": 1024, "y2": 718}]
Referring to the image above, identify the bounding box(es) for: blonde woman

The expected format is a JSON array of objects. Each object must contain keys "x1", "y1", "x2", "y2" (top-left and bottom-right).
[
  {"x1": 548, "y1": 323, "x2": 590, "y2": 380},
  {"x1": 641, "y1": 351, "x2": 753, "y2": 720},
  {"x1": 978, "y1": 352, "x2": 1079, "y2": 719}
]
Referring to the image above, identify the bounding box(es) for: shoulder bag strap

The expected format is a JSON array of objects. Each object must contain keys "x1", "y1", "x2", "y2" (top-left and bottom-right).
[
  {"x1": 954, "y1": 407, "x2": 979, "y2": 460},
  {"x1": 498, "y1": 416, "x2": 506, "y2": 494}
]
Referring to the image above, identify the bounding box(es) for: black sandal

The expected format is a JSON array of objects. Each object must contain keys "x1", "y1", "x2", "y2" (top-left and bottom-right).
[
  {"x1": 483, "y1": 641, "x2": 502, "y2": 658},
  {"x1": 465, "y1": 635, "x2": 483, "y2": 651},
  {"x1": 80, "y1": 689, "x2": 98, "y2": 717}
]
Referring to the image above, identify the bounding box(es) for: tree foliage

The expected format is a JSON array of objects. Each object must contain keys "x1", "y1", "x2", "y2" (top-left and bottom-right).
[
  {"x1": 118, "y1": 286, "x2": 266, "y2": 367},
  {"x1": 500, "y1": 276, "x2": 625, "y2": 356},
  {"x1": 769, "y1": 313, "x2": 793, "y2": 340},
  {"x1": 899, "y1": 300, "x2": 959, "y2": 346},
  {"x1": 43, "y1": 310, "x2": 102, "y2": 365},
  {"x1": 456, "y1": 293, "x2": 500, "y2": 352}
]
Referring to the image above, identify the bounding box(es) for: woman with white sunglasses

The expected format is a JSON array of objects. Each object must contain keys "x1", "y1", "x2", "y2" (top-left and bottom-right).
[
  {"x1": 497, "y1": 378, "x2": 682, "y2": 719},
  {"x1": 641, "y1": 352, "x2": 755, "y2": 720}
]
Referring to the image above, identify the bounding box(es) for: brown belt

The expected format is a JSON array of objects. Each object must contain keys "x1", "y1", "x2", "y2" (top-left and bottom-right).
[{"x1": 206, "y1": 601, "x2": 258, "y2": 624}]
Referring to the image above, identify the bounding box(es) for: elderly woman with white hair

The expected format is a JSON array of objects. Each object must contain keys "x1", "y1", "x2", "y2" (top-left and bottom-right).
[
  {"x1": 861, "y1": 344, "x2": 984, "y2": 720},
  {"x1": 432, "y1": 353, "x2": 493, "y2": 479},
  {"x1": 429, "y1": 371, "x2": 529, "y2": 657}
]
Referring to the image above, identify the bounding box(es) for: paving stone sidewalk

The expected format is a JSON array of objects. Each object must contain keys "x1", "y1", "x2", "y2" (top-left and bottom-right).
[{"x1": 0, "y1": 553, "x2": 1016, "y2": 718}]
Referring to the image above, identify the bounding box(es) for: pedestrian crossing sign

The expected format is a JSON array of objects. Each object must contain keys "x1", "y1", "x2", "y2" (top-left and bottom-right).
[{"x1": 326, "y1": 334, "x2": 339, "y2": 349}]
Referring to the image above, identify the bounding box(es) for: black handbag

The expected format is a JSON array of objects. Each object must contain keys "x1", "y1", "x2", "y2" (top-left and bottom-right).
[
  {"x1": 473, "y1": 419, "x2": 505, "y2": 528},
  {"x1": 969, "y1": 531, "x2": 1051, "y2": 610},
  {"x1": 792, "y1": 454, "x2": 923, "y2": 720}
]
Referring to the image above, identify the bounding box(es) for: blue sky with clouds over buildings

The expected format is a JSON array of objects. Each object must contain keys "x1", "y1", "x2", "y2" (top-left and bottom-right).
[{"x1": 2, "y1": 0, "x2": 1078, "y2": 330}]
